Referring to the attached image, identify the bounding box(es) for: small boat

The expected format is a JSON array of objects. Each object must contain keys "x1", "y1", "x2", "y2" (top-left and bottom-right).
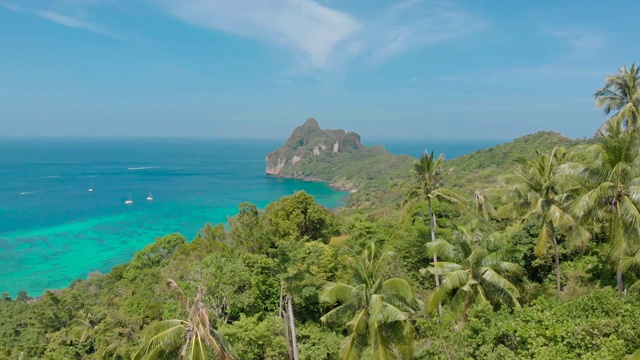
[
  {"x1": 125, "y1": 195, "x2": 133, "y2": 205},
  {"x1": 88, "y1": 188, "x2": 94, "y2": 192},
  {"x1": 147, "y1": 192, "x2": 153, "y2": 201}
]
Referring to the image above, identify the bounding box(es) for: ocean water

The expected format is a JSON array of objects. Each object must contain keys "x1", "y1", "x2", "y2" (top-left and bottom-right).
[
  {"x1": 370, "y1": 139, "x2": 506, "y2": 159},
  {"x1": 0, "y1": 139, "x2": 348, "y2": 297},
  {"x1": 0, "y1": 138, "x2": 497, "y2": 297}
]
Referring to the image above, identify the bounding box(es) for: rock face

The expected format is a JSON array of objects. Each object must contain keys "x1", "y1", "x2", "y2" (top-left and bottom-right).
[{"x1": 266, "y1": 118, "x2": 362, "y2": 177}]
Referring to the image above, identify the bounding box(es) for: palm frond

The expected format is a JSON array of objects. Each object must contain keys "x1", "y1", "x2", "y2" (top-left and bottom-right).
[{"x1": 132, "y1": 320, "x2": 187, "y2": 360}]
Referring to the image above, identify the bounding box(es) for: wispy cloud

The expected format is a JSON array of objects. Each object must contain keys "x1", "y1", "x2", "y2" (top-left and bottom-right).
[
  {"x1": 1, "y1": 0, "x2": 483, "y2": 70},
  {"x1": 363, "y1": 0, "x2": 483, "y2": 63},
  {"x1": 158, "y1": 0, "x2": 361, "y2": 69},
  {"x1": 549, "y1": 29, "x2": 606, "y2": 59},
  {"x1": 36, "y1": 10, "x2": 110, "y2": 35},
  {"x1": 154, "y1": 0, "x2": 482, "y2": 69},
  {"x1": 0, "y1": 1, "x2": 132, "y2": 44}
]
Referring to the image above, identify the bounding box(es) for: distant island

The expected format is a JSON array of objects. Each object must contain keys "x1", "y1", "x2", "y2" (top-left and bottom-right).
[{"x1": 265, "y1": 118, "x2": 415, "y2": 208}]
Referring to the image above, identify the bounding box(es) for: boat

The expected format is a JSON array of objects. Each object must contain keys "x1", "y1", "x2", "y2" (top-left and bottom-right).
[
  {"x1": 125, "y1": 195, "x2": 133, "y2": 205},
  {"x1": 88, "y1": 188, "x2": 93, "y2": 192},
  {"x1": 147, "y1": 192, "x2": 153, "y2": 201}
]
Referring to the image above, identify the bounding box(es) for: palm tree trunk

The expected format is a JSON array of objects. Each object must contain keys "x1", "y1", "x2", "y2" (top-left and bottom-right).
[
  {"x1": 552, "y1": 235, "x2": 561, "y2": 298},
  {"x1": 428, "y1": 198, "x2": 443, "y2": 317},
  {"x1": 286, "y1": 295, "x2": 300, "y2": 360},
  {"x1": 617, "y1": 270, "x2": 624, "y2": 294},
  {"x1": 280, "y1": 282, "x2": 293, "y2": 359}
]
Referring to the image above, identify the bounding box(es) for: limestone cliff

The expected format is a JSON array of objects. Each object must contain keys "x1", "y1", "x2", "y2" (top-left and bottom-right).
[
  {"x1": 266, "y1": 118, "x2": 414, "y2": 201},
  {"x1": 266, "y1": 118, "x2": 364, "y2": 178}
]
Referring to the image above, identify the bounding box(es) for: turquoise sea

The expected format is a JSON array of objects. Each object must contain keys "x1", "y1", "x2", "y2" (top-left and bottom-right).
[{"x1": 0, "y1": 138, "x2": 499, "y2": 297}]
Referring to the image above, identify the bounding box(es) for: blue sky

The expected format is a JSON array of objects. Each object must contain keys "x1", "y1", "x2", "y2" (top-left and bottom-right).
[{"x1": 0, "y1": 0, "x2": 637, "y2": 140}]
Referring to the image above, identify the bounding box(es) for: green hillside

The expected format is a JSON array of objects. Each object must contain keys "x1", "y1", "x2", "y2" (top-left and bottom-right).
[{"x1": 444, "y1": 131, "x2": 585, "y2": 194}]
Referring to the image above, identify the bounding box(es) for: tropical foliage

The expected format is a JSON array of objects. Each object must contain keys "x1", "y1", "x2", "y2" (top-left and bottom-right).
[
  {"x1": 132, "y1": 280, "x2": 234, "y2": 360},
  {"x1": 595, "y1": 63, "x2": 640, "y2": 135},
  {"x1": 406, "y1": 150, "x2": 466, "y2": 314},
  {"x1": 497, "y1": 147, "x2": 589, "y2": 297},
  {"x1": 423, "y1": 222, "x2": 521, "y2": 321},
  {"x1": 571, "y1": 117, "x2": 640, "y2": 292},
  {"x1": 320, "y1": 243, "x2": 419, "y2": 360}
]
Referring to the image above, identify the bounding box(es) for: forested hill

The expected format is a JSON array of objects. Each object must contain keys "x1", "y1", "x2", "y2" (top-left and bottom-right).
[
  {"x1": 267, "y1": 120, "x2": 583, "y2": 209},
  {"x1": 444, "y1": 131, "x2": 584, "y2": 194}
]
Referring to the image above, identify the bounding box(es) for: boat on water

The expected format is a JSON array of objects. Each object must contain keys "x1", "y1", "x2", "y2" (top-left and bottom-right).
[
  {"x1": 125, "y1": 195, "x2": 133, "y2": 205},
  {"x1": 147, "y1": 192, "x2": 153, "y2": 201},
  {"x1": 88, "y1": 188, "x2": 93, "y2": 192}
]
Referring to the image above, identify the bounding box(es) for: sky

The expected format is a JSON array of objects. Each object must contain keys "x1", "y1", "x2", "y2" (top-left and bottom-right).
[{"x1": 0, "y1": 0, "x2": 637, "y2": 140}]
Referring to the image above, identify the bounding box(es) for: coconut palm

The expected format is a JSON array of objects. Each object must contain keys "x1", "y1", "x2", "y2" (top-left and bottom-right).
[
  {"x1": 69, "y1": 309, "x2": 99, "y2": 343},
  {"x1": 595, "y1": 63, "x2": 640, "y2": 136},
  {"x1": 132, "y1": 279, "x2": 235, "y2": 360},
  {"x1": 497, "y1": 147, "x2": 589, "y2": 298},
  {"x1": 473, "y1": 189, "x2": 495, "y2": 220},
  {"x1": 320, "y1": 242, "x2": 420, "y2": 360},
  {"x1": 423, "y1": 222, "x2": 521, "y2": 321},
  {"x1": 571, "y1": 118, "x2": 640, "y2": 292},
  {"x1": 405, "y1": 150, "x2": 466, "y2": 313}
]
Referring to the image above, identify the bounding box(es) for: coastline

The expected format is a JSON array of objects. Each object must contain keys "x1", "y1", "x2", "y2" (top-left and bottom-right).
[{"x1": 266, "y1": 173, "x2": 356, "y2": 205}]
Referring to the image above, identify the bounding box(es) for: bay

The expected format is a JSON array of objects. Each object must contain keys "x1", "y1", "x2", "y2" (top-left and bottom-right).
[
  {"x1": 0, "y1": 138, "x2": 347, "y2": 297},
  {"x1": 0, "y1": 138, "x2": 499, "y2": 297}
]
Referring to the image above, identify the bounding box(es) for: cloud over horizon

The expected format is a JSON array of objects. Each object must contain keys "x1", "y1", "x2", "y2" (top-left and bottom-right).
[{"x1": 2, "y1": 0, "x2": 482, "y2": 70}]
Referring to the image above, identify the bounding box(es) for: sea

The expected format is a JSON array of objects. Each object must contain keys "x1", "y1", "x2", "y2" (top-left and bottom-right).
[{"x1": 0, "y1": 138, "x2": 501, "y2": 297}]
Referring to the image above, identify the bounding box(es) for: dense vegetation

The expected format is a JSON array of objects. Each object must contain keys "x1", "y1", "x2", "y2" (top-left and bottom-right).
[{"x1": 2, "y1": 64, "x2": 640, "y2": 359}]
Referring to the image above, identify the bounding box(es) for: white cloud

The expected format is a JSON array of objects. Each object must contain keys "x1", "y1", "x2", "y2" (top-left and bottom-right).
[
  {"x1": 2, "y1": 0, "x2": 483, "y2": 70},
  {"x1": 1, "y1": 1, "x2": 141, "y2": 45},
  {"x1": 158, "y1": 0, "x2": 361, "y2": 69},
  {"x1": 155, "y1": 0, "x2": 481, "y2": 69},
  {"x1": 36, "y1": 10, "x2": 108, "y2": 35},
  {"x1": 363, "y1": 0, "x2": 483, "y2": 62}
]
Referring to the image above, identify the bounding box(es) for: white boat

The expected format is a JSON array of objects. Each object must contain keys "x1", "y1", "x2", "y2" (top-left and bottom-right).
[
  {"x1": 125, "y1": 195, "x2": 133, "y2": 205},
  {"x1": 88, "y1": 188, "x2": 93, "y2": 192},
  {"x1": 147, "y1": 192, "x2": 153, "y2": 201}
]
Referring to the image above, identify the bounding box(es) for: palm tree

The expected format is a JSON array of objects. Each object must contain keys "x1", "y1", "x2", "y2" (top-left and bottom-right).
[
  {"x1": 132, "y1": 279, "x2": 235, "y2": 360},
  {"x1": 473, "y1": 189, "x2": 495, "y2": 220},
  {"x1": 69, "y1": 309, "x2": 99, "y2": 343},
  {"x1": 571, "y1": 118, "x2": 640, "y2": 292},
  {"x1": 497, "y1": 147, "x2": 589, "y2": 298},
  {"x1": 320, "y1": 243, "x2": 420, "y2": 360},
  {"x1": 423, "y1": 222, "x2": 521, "y2": 322},
  {"x1": 405, "y1": 150, "x2": 466, "y2": 314},
  {"x1": 595, "y1": 63, "x2": 640, "y2": 136}
]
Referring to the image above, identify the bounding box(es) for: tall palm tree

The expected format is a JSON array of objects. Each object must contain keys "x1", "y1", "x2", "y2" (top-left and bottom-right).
[
  {"x1": 497, "y1": 147, "x2": 589, "y2": 298},
  {"x1": 406, "y1": 150, "x2": 466, "y2": 313},
  {"x1": 320, "y1": 243, "x2": 420, "y2": 360},
  {"x1": 423, "y1": 222, "x2": 521, "y2": 321},
  {"x1": 571, "y1": 118, "x2": 640, "y2": 292},
  {"x1": 132, "y1": 280, "x2": 235, "y2": 360},
  {"x1": 595, "y1": 63, "x2": 640, "y2": 136}
]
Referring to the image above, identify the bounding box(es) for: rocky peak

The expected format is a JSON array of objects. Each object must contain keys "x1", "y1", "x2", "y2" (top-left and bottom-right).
[{"x1": 266, "y1": 118, "x2": 369, "y2": 176}]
